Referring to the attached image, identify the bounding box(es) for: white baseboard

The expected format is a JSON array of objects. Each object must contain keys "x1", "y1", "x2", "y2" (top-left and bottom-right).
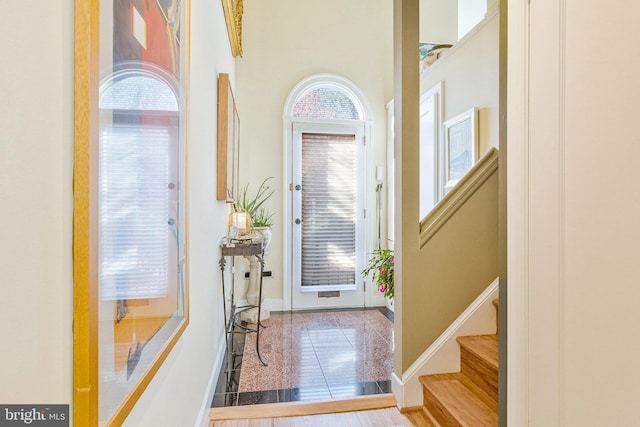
[
  {"x1": 391, "y1": 372, "x2": 404, "y2": 407},
  {"x1": 393, "y1": 278, "x2": 499, "y2": 408},
  {"x1": 196, "y1": 334, "x2": 226, "y2": 427}
]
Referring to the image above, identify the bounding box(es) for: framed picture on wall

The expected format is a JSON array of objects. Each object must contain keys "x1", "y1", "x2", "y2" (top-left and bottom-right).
[
  {"x1": 442, "y1": 107, "x2": 478, "y2": 195},
  {"x1": 74, "y1": 1, "x2": 191, "y2": 425},
  {"x1": 217, "y1": 73, "x2": 240, "y2": 202}
]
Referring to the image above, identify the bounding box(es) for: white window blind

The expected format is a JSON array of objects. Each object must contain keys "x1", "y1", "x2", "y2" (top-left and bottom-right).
[
  {"x1": 99, "y1": 123, "x2": 170, "y2": 300},
  {"x1": 301, "y1": 133, "x2": 357, "y2": 287}
]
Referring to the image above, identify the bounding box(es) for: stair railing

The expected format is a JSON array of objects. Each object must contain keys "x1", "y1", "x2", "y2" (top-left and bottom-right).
[{"x1": 420, "y1": 147, "x2": 499, "y2": 248}]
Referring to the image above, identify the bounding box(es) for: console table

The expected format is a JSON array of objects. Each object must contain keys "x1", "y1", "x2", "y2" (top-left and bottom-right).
[{"x1": 219, "y1": 241, "x2": 268, "y2": 366}]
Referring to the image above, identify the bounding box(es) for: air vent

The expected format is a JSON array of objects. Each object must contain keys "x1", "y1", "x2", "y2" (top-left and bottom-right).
[{"x1": 318, "y1": 291, "x2": 340, "y2": 298}]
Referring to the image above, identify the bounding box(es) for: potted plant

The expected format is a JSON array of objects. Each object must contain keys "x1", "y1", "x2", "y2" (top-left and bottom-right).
[
  {"x1": 362, "y1": 248, "x2": 394, "y2": 301},
  {"x1": 232, "y1": 177, "x2": 275, "y2": 250}
]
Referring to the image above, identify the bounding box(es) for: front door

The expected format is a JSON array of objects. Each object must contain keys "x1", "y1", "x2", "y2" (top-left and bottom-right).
[{"x1": 291, "y1": 122, "x2": 366, "y2": 309}]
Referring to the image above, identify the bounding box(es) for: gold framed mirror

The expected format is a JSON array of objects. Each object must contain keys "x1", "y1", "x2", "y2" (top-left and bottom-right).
[{"x1": 221, "y1": 0, "x2": 243, "y2": 57}]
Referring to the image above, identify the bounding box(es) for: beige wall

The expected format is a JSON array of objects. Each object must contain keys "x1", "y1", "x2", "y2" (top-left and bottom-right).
[
  {"x1": 403, "y1": 172, "x2": 498, "y2": 368},
  {"x1": 420, "y1": 0, "x2": 458, "y2": 44},
  {"x1": 421, "y1": 10, "x2": 500, "y2": 156},
  {"x1": 0, "y1": 1, "x2": 233, "y2": 424},
  {"x1": 235, "y1": 0, "x2": 393, "y2": 307}
]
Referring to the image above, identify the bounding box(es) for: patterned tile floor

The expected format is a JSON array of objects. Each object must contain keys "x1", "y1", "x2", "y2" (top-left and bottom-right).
[{"x1": 211, "y1": 308, "x2": 394, "y2": 407}]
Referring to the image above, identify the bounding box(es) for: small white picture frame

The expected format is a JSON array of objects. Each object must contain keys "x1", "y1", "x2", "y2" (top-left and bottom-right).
[{"x1": 442, "y1": 107, "x2": 478, "y2": 194}]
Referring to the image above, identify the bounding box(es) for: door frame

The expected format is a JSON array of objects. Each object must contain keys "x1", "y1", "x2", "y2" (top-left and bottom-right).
[{"x1": 282, "y1": 74, "x2": 374, "y2": 311}]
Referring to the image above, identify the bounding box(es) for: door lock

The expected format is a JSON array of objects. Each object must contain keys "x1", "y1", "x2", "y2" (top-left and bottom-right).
[{"x1": 295, "y1": 184, "x2": 302, "y2": 191}]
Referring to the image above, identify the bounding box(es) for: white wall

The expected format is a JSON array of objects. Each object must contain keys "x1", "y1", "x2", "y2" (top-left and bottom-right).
[
  {"x1": 0, "y1": 1, "x2": 74, "y2": 405},
  {"x1": 235, "y1": 0, "x2": 393, "y2": 308},
  {"x1": 0, "y1": 1, "x2": 233, "y2": 425},
  {"x1": 123, "y1": 0, "x2": 234, "y2": 425},
  {"x1": 457, "y1": 0, "x2": 487, "y2": 39},
  {"x1": 509, "y1": 0, "x2": 640, "y2": 425}
]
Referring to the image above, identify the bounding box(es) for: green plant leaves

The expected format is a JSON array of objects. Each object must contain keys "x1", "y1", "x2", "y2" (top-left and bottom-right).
[
  {"x1": 362, "y1": 248, "x2": 394, "y2": 300},
  {"x1": 233, "y1": 177, "x2": 275, "y2": 228}
]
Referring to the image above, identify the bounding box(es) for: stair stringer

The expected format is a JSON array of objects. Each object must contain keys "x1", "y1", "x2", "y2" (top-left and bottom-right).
[{"x1": 392, "y1": 277, "x2": 499, "y2": 408}]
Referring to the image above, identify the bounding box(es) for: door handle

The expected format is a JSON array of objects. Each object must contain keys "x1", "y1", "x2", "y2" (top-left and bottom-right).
[
  {"x1": 295, "y1": 184, "x2": 301, "y2": 191},
  {"x1": 295, "y1": 218, "x2": 301, "y2": 225}
]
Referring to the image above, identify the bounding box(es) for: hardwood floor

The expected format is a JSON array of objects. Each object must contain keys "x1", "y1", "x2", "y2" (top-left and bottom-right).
[
  {"x1": 210, "y1": 407, "x2": 426, "y2": 426},
  {"x1": 209, "y1": 395, "x2": 434, "y2": 426},
  {"x1": 400, "y1": 407, "x2": 436, "y2": 426}
]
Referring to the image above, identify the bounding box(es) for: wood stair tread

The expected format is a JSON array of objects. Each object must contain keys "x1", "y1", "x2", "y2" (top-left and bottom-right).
[
  {"x1": 420, "y1": 373, "x2": 497, "y2": 426},
  {"x1": 456, "y1": 334, "x2": 498, "y2": 369},
  {"x1": 401, "y1": 407, "x2": 438, "y2": 426},
  {"x1": 420, "y1": 373, "x2": 497, "y2": 412}
]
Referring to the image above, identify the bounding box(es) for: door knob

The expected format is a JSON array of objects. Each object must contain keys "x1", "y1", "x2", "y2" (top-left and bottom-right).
[
  {"x1": 295, "y1": 218, "x2": 301, "y2": 225},
  {"x1": 295, "y1": 184, "x2": 301, "y2": 191}
]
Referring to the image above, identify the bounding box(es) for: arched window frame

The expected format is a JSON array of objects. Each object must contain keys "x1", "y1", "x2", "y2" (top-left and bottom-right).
[{"x1": 282, "y1": 74, "x2": 375, "y2": 310}]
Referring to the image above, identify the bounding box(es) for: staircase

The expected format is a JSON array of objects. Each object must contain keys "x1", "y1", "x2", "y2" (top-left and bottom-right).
[{"x1": 418, "y1": 300, "x2": 499, "y2": 426}]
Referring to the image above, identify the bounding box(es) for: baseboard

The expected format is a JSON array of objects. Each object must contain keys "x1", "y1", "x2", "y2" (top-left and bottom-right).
[
  {"x1": 195, "y1": 333, "x2": 226, "y2": 427},
  {"x1": 394, "y1": 277, "x2": 499, "y2": 408},
  {"x1": 391, "y1": 372, "x2": 404, "y2": 408}
]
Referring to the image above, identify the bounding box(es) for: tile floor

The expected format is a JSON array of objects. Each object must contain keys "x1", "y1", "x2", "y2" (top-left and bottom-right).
[{"x1": 211, "y1": 308, "x2": 394, "y2": 407}]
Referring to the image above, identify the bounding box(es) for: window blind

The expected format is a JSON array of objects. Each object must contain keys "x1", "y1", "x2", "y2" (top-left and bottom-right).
[
  {"x1": 99, "y1": 123, "x2": 170, "y2": 300},
  {"x1": 301, "y1": 133, "x2": 356, "y2": 287}
]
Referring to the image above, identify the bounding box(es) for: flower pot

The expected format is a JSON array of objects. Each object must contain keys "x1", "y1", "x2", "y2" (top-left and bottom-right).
[{"x1": 253, "y1": 226, "x2": 272, "y2": 252}]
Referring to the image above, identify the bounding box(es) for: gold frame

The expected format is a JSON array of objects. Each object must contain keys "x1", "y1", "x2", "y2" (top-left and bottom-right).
[
  {"x1": 73, "y1": 1, "x2": 190, "y2": 425},
  {"x1": 222, "y1": 0, "x2": 243, "y2": 57},
  {"x1": 217, "y1": 73, "x2": 240, "y2": 201}
]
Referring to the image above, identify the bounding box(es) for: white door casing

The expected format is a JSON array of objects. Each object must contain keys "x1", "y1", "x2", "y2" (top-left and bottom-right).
[{"x1": 282, "y1": 74, "x2": 374, "y2": 311}]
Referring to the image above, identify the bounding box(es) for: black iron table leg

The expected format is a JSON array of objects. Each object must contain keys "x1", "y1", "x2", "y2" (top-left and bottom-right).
[
  {"x1": 255, "y1": 253, "x2": 268, "y2": 366},
  {"x1": 220, "y1": 241, "x2": 268, "y2": 367},
  {"x1": 219, "y1": 256, "x2": 229, "y2": 349}
]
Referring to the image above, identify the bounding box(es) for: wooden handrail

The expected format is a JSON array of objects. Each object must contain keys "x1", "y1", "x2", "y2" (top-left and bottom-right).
[{"x1": 419, "y1": 147, "x2": 499, "y2": 248}]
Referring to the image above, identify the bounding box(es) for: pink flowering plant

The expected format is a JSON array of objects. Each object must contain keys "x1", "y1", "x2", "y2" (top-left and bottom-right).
[{"x1": 362, "y1": 248, "x2": 394, "y2": 300}]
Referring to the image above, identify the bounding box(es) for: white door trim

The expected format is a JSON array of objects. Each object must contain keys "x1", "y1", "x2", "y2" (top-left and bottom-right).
[
  {"x1": 507, "y1": 0, "x2": 530, "y2": 424},
  {"x1": 508, "y1": 0, "x2": 568, "y2": 424}
]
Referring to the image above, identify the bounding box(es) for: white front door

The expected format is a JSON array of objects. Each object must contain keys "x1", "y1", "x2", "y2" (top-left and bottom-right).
[{"x1": 291, "y1": 122, "x2": 366, "y2": 310}]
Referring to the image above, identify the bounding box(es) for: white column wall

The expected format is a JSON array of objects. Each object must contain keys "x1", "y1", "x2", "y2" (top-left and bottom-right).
[{"x1": 509, "y1": 0, "x2": 640, "y2": 425}]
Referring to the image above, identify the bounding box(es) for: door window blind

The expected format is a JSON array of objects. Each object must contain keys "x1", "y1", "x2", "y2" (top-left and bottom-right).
[{"x1": 301, "y1": 133, "x2": 357, "y2": 287}]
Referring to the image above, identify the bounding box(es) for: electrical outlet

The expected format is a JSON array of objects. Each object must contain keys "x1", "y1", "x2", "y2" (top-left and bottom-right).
[{"x1": 243, "y1": 270, "x2": 273, "y2": 279}]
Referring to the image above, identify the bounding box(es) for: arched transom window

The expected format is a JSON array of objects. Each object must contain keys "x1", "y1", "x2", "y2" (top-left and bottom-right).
[{"x1": 292, "y1": 84, "x2": 363, "y2": 120}]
